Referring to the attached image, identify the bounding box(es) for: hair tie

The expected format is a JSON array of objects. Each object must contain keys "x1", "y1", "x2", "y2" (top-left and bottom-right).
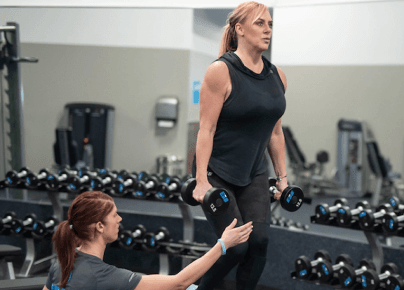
[{"x1": 68, "y1": 219, "x2": 73, "y2": 230}]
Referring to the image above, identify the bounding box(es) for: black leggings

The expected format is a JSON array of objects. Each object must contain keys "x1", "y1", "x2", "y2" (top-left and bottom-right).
[{"x1": 196, "y1": 168, "x2": 271, "y2": 290}]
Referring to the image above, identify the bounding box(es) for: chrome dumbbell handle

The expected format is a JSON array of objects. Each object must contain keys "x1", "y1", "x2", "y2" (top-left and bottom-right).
[
  {"x1": 124, "y1": 179, "x2": 134, "y2": 187},
  {"x1": 132, "y1": 229, "x2": 142, "y2": 239},
  {"x1": 23, "y1": 217, "x2": 35, "y2": 227},
  {"x1": 45, "y1": 219, "x2": 56, "y2": 228},
  {"x1": 102, "y1": 177, "x2": 112, "y2": 185},
  {"x1": 2, "y1": 216, "x2": 12, "y2": 224},
  {"x1": 168, "y1": 183, "x2": 179, "y2": 191}
]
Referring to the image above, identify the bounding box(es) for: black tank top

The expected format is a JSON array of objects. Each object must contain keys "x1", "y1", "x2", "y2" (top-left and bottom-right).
[{"x1": 194, "y1": 52, "x2": 286, "y2": 186}]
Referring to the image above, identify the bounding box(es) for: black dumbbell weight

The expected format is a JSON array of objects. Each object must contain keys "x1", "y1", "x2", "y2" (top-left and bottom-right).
[
  {"x1": 25, "y1": 169, "x2": 50, "y2": 189},
  {"x1": 295, "y1": 250, "x2": 331, "y2": 279},
  {"x1": 5, "y1": 167, "x2": 32, "y2": 187},
  {"x1": 315, "y1": 198, "x2": 348, "y2": 223},
  {"x1": 388, "y1": 196, "x2": 404, "y2": 215},
  {"x1": 66, "y1": 173, "x2": 92, "y2": 194},
  {"x1": 136, "y1": 171, "x2": 149, "y2": 182},
  {"x1": 119, "y1": 224, "x2": 147, "y2": 249},
  {"x1": 0, "y1": 212, "x2": 17, "y2": 232},
  {"x1": 362, "y1": 263, "x2": 398, "y2": 290},
  {"x1": 91, "y1": 171, "x2": 118, "y2": 191},
  {"x1": 111, "y1": 174, "x2": 138, "y2": 197},
  {"x1": 338, "y1": 259, "x2": 376, "y2": 289},
  {"x1": 359, "y1": 204, "x2": 393, "y2": 231},
  {"x1": 316, "y1": 254, "x2": 353, "y2": 283},
  {"x1": 116, "y1": 170, "x2": 132, "y2": 181},
  {"x1": 336, "y1": 201, "x2": 371, "y2": 227},
  {"x1": 11, "y1": 213, "x2": 37, "y2": 235},
  {"x1": 381, "y1": 211, "x2": 404, "y2": 234},
  {"x1": 155, "y1": 176, "x2": 182, "y2": 201},
  {"x1": 268, "y1": 178, "x2": 304, "y2": 212},
  {"x1": 385, "y1": 273, "x2": 404, "y2": 290},
  {"x1": 135, "y1": 175, "x2": 160, "y2": 198},
  {"x1": 142, "y1": 227, "x2": 170, "y2": 251},
  {"x1": 46, "y1": 170, "x2": 76, "y2": 191},
  {"x1": 32, "y1": 217, "x2": 59, "y2": 238},
  {"x1": 181, "y1": 178, "x2": 230, "y2": 216}
]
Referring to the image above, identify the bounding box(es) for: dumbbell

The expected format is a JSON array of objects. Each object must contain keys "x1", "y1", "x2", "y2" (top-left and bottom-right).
[
  {"x1": 362, "y1": 263, "x2": 399, "y2": 290},
  {"x1": 116, "y1": 170, "x2": 132, "y2": 181},
  {"x1": 25, "y1": 169, "x2": 51, "y2": 189},
  {"x1": 381, "y1": 211, "x2": 404, "y2": 234},
  {"x1": 385, "y1": 273, "x2": 404, "y2": 290},
  {"x1": 338, "y1": 259, "x2": 376, "y2": 289},
  {"x1": 142, "y1": 227, "x2": 170, "y2": 251},
  {"x1": 66, "y1": 173, "x2": 92, "y2": 193},
  {"x1": 268, "y1": 178, "x2": 304, "y2": 212},
  {"x1": 181, "y1": 178, "x2": 230, "y2": 216},
  {"x1": 336, "y1": 201, "x2": 371, "y2": 227},
  {"x1": 388, "y1": 196, "x2": 404, "y2": 215},
  {"x1": 315, "y1": 254, "x2": 353, "y2": 283},
  {"x1": 134, "y1": 175, "x2": 160, "y2": 198},
  {"x1": 315, "y1": 198, "x2": 348, "y2": 222},
  {"x1": 77, "y1": 167, "x2": 98, "y2": 178},
  {"x1": 32, "y1": 217, "x2": 59, "y2": 237},
  {"x1": 119, "y1": 224, "x2": 147, "y2": 249},
  {"x1": 295, "y1": 250, "x2": 331, "y2": 279},
  {"x1": 111, "y1": 174, "x2": 138, "y2": 197},
  {"x1": 155, "y1": 176, "x2": 182, "y2": 201},
  {"x1": 5, "y1": 167, "x2": 32, "y2": 187},
  {"x1": 0, "y1": 212, "x2": 17, "y2": 232},
  {"x1": 358, "y1": 204, "x2": 393, "y2": 231},
  {"x1": 46, "y1": 170, "x2": 76, "y2": 191},
  {"x1": 91, "y1": 171, "x2": 118, "y2": 191},
  {"x1": 11, "y1": 213, "x2": 37, "y2": 235}
]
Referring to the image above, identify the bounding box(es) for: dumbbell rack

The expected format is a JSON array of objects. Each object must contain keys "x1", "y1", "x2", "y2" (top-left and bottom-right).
[{"x1": 309, "y1": 215, "x2": 392, "y2": 275}]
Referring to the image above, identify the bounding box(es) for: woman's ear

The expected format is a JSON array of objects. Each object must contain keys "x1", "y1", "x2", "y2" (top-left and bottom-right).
[
  {"x1": 95, "y1": 221, "x2": 104, "y2": 234},
  {"x1": 235, "y1": 23, "x2": 244, "y2": 37}
]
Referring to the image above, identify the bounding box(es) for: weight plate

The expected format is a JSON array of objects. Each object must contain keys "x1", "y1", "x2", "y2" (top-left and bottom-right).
[
  {"x1": 203, "y1": 188, "x2": 230, "y2": 216},
  {"x1": 280, "y1": 186, "x2": 304, "y2": 212},
  {"x1": 180, "y1": 178, "x2": 199, "y2": 206}
]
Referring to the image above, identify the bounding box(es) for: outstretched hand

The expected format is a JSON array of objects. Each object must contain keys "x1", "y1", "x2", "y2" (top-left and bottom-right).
[{"x1": 220, "y1": 219, "x2": 253, "y2": 249}]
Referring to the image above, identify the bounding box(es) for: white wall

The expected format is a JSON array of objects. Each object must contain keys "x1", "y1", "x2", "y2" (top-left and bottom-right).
[
  {"x1": 0, "y1": 8, "x2": 193, "y2": 49},
  {"x1": 272, "y1": 0, "x2": 404, "y2": 65}
]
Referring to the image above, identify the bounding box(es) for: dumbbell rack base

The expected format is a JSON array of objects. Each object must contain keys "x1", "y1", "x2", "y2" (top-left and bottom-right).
[
  {"x1": 16, "y1": 238, "x2": 56, "y2": 278},
  {"x1": 15, "y1": 190, "x2": 61, "y2": 277}
]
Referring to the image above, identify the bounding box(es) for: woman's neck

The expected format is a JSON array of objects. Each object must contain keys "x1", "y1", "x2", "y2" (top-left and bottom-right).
[{"x1": 78, "y1": 241, "x2": 106, "y2": 260}]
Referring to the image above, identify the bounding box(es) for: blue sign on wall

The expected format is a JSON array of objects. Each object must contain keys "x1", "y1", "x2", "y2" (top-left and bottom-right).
[{"x1": 192, "y1": 81, "x2": 201, "y2": 104}]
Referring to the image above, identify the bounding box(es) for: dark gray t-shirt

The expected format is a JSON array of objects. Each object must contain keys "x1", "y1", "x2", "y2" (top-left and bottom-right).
[{"x1": 46, "y1": 250, "x2": 142, "y2": 290}]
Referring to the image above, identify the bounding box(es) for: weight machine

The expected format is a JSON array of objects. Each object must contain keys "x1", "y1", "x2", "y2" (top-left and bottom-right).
[{"x1": 0, "y1": 22, "x2": 38, "y2": 177}]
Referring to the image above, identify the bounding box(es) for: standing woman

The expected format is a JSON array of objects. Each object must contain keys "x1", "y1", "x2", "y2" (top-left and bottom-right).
[
  {"x1": 43, "y1": 191, "x2": 252, "y2": 290},
  {"x1": 192, "y1": 1, "x2": 288, "y2": 289}
]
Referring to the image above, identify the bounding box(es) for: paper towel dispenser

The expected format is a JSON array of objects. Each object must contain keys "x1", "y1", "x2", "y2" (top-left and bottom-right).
[{"x1": 155, "y1": 97, "x2": 179, "y2": 128}]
